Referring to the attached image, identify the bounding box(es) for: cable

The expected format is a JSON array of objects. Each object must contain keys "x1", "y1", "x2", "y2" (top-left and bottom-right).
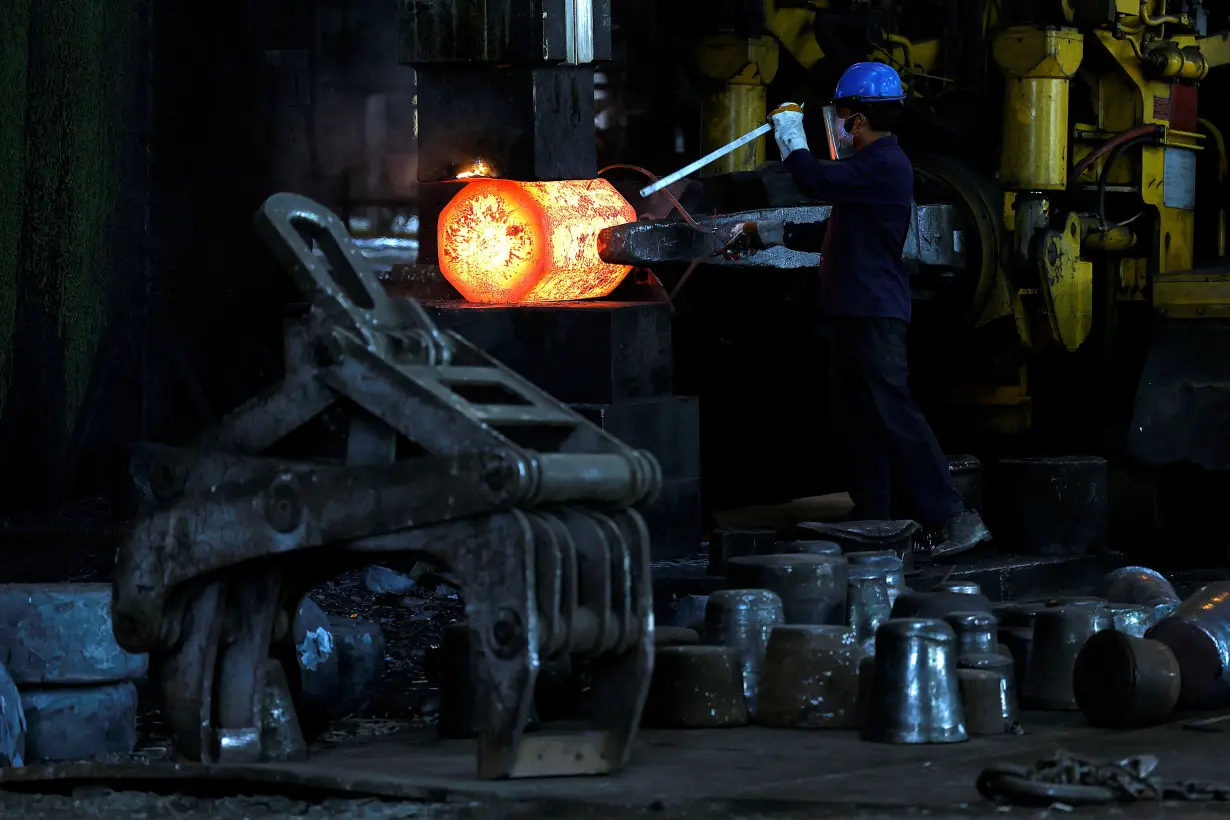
[
  {"x1": 1096, "y1": 134, "x2": 1160, "y2": 228},
  {"x1": 1071, "y1": 126, "x2": 1164, "y2": 186},
  {"x1": 598, "y1": 164, "x2": 716, "y2": 234}
]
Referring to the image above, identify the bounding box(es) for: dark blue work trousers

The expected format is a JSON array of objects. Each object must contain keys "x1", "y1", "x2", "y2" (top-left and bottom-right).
[{"x1": 827, "y1": 316, "x2": 964, "y2": 526}]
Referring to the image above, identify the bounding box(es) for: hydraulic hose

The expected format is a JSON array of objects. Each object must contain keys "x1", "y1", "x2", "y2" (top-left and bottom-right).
[
  {"x1": 1070, "y1": 125, "x2": 1165, "y2": 186},
  {"x1": 1097, "y1": 133, "x2": 1162, "y2": 228}
]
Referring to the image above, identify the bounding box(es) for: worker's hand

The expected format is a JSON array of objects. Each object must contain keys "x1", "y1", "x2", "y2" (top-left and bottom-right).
[
  {"x1": 723, "y1": 222, "x2": 760, "y2": 259},
  {"x1": 768, "y1": 102, "x2": 809, "y2": 160},
  {"x1": 723, "y1": 220, "x2": 785, "y2": 259}
]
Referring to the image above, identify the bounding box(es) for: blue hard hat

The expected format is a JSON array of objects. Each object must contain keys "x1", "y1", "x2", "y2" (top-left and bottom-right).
[{"x1": 833, "y1": 62, "x2": 906, "y2": 104}]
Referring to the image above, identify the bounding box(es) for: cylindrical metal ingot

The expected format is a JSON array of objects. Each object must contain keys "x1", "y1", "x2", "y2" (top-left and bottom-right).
[
  {"x1": 704, "y1": 589, "x2": 784, "y2": 714},
  {"x1": 957, "y1": 652, "x2": 1018, "y2": 729},
  {"x1": 935, "y1": 581, "x2": 981, "y2": 596},
  {"x1": 1021, "y1": 604, "x2": 1112, "y2": 710},
  {"x1": 958, "y1": 669, "x2": 1015, "y2": 736},
  {"x1": 1095, "y1": 566, "x2": 1180, "y2": 606},
  {"x1": 861, "y1": 619, "x2": 967, "y2": 744},
  {"x1": 945, "y1": 611, "x2": 999, "y2": 656},
  {"x1": 846, "y1": 551, "x2": 906, "y2": 590},
  {"x1": 644, "y1": 645, "x2": 748, "y2": 728},
  {"x1": 757, "y1": 625, "x2": 863, "y2": 729},
  {"x1": 1073, "y1": 630, "x2": 1180, "y2": 728},
  {"x1": 999, "y1": 627, "x2": 1034, "y2": 691},
  {"x1": 1146, "y1": 581, "x2": 1230, "y2": 709},
  {"x1": 727, "y1": 554, "x2": 849, "y2": 625},
  {"x1": 781, "y1": 540, "x2": 843, "y2": 557},
  {"x1": 846, "y1": 569, "x2": 891, "y2": 654},
  {"x1": 855, "y1": 653, "x2": 876, "y2": 729}
]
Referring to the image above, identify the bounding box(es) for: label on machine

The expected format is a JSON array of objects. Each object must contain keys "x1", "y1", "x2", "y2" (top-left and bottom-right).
[{"x1": 1163, "y1": 148, "x2": 1197, "y2": 211}]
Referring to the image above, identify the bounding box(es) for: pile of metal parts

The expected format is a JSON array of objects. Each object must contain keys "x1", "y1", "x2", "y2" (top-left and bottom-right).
[
  {"x1": 657, "y1": 540, "x2": 1207, "y2": 744},
  {"x1": 110, "y1": 193, "x2": 661, "y2": 779}
]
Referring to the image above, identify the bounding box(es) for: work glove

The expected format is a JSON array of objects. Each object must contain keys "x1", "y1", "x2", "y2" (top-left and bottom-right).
[
  {"x1": 723, "y1": 220, "x2": 785, "y2": 259},
  {"x1": 768, "y1": 102, "x2": 808, "y2": 160}
]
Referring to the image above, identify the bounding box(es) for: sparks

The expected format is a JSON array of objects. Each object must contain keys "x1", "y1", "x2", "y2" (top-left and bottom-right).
[{"x1": 455, "y1": 160, "x2": 493, "y2": 179}]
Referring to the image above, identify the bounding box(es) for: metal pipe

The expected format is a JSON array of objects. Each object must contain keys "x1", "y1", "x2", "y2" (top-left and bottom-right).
[
  {"x1": 1140, "y1": 0, "x2": 1188, "y2": 27},
  {"x1": 885, "y1": 33, "x2": 914, "y2": 73}
]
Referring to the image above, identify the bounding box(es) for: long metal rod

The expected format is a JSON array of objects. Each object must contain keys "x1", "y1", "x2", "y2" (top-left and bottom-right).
[{"x1": 638, "y1": 123, "x2": 772, "y2": 198}]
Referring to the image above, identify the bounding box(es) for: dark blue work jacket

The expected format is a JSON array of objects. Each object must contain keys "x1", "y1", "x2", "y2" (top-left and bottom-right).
[{"x1": 782, "y1": 136, "x2": 913, "y2": 322}]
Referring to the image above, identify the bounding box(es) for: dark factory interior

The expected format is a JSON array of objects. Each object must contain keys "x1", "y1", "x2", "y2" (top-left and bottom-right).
[{"x1": 3, "y1": 0, "x2": 1230, "y2": 817}]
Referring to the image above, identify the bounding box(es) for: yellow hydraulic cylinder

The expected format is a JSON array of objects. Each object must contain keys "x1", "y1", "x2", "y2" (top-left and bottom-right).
[
  {"x1": 696, "y1": 35, "x2": 780, "y2": 175},
  {"x1": 992, "y1": 27, "x2": 1084, "y2": 191}
]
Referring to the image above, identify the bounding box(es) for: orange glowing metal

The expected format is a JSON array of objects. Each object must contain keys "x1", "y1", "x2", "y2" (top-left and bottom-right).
[{"x1": 437, "y1": 178, "x2": 637, "y2": 303}]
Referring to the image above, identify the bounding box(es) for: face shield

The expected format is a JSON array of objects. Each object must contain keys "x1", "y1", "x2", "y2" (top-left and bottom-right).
[{"x1": 821, "y1": 105, "x2": 858, "y2": 161}]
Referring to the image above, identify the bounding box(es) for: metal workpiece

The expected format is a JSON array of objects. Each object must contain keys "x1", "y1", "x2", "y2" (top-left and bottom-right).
[
  {"x1": 958, "y1": 669, "x2": 1016, "y2": 736},
  {"x1": 855, "y1": 654, "x2": 876, "y2": 730},
  {"x1": 0, "y1": 664, "x2": 23, "y2": 767},
  {"x1": 1073, "y1": 631, "x2": 1180, "y2": 728},
  {"x1": 846, "y1": 569, "x2": 891, "y2": 654},
  {"x1": 285, "y1": 598, "x2": 341, "y2": 740},
  {"x1": 861, "y1": 619, "x2": 967, "y2": 745},
  {"x1": 846, "y1": 551, "x2": 908, "y2": 604},
  {"x1": 998, "y1": 627, "x2": 1034, "y2": 692},
  {"x1": 1095, "y1": 566, "x2": 1180, "y2": 606},
  {"x1": 111, "y1": 194, "x2": 660, "y2": 780},
  {"x1": 1109, "y1": 602, "x2": 1174, "y2": 638},
  {"x1": 596, "y1": 204, "x2": 960, "y2": 270},
  {"x1": 944, "y1": 611, "x2": 999, "y2": 656},
  {"x1": 0, "y1": 584, "x2": 148, "y2": 686},
  {"x1": 1145, "y1": 581, "x2": 1230, "y2": 709},
  {"x1": 803, "y1": 521, "x2": 918, "y2": 570},
  {"x1": 957, "y1": 652, "x2": 1018, "y2": 732},
  {"x1": 644, "y1": 646, "x2": 748, "y2": 729},
  {"x1": 703, "y1": 590, "x2": 784, "y2": 715},
  {"x1": 757, "y1": 625, "x2": 862, "y2": 729},
  {"x1": 20, "y1": 682, "x2": 138, "y2": 763},
  {"x1": 1021, "y1": 604, "x2": 1112, "y2": 711},
  {"x1": 780, "y1": 540, "x2": 842, "y2": 557},
  {"x1": 726, "y1": 554, "x2": 849, "y2": 625}
]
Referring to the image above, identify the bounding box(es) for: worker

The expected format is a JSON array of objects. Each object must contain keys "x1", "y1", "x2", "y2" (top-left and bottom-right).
[{"x1": 726, "y1": 62, "x2": 990, "y2": 560}]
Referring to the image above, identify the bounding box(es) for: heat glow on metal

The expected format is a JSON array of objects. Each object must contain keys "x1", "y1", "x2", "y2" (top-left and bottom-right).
[{"x1": 437, "y1": 178, "x2": 636, "y2": 303}]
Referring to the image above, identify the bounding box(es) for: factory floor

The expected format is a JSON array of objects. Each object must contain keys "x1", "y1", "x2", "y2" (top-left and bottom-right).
[{"x1": 7, "y1": 713, "x2": 1230, "y2": 818}]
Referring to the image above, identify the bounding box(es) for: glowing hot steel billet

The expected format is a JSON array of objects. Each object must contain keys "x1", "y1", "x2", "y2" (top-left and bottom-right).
[{"x1": 438, "y1": 178, "x2": 637, "y2": 303}]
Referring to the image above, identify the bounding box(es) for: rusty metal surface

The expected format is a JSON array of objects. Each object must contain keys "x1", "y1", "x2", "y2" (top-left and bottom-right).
[
  {"x1": 111, "y1": 193, "x2": 659, "y2": 780},
  {"x1": 597, "y1": 204, "x2": 959, "y2": 270},
  {"x1": 0, "y1": 584, "x2": 148, "y2": 685}
]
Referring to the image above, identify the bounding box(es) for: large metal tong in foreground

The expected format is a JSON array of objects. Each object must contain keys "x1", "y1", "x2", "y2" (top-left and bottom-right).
[{"x1": 111, "y1": 193, "x2": 661, "y2": 779}]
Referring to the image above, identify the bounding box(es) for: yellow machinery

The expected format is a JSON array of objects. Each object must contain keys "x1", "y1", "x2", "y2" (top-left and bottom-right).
[{"x1": 684, "y1": 1, "x2": 1230, "y2": 469}]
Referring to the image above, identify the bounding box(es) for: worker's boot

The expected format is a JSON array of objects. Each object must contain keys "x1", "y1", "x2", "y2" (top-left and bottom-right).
[{"x1": 916, "y1": 510, "x2": 991, "y2": 561}]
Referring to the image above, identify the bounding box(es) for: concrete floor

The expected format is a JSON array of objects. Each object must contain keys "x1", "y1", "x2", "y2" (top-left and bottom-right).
[{"x1": 9, "y1": 712, "x2": 1230, "y2": 818}]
